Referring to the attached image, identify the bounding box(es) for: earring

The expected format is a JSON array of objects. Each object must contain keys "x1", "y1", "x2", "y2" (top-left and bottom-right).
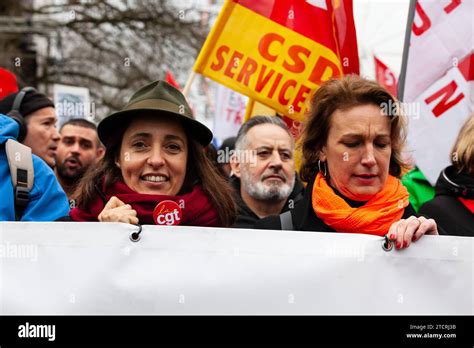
[{"x1": 318, "y1": 160, "x2": 327, "y2": 177}]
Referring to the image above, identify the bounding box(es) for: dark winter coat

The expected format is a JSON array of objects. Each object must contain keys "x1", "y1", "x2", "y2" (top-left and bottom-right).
[
  {"x1": 230, "y1": 175, "x2": 304, "y2": 228},
  {"x1": 419, "y1": 166, "x2": 474, "y2": 237}
]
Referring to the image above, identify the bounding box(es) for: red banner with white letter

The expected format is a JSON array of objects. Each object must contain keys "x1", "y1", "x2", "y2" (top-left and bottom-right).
[{"x1": 374, "y1": 56, "x2": 398, "y2": 97}]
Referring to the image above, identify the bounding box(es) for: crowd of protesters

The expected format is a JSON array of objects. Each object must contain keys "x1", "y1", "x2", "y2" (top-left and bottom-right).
[{"x1": 0, "y1": 75, "x2": 472, "y2": 244}]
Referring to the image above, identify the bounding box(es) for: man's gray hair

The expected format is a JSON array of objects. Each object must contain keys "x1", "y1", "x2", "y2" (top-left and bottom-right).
[{"x1": 235, "y1": 115, "x2": 293, "y2": 151}]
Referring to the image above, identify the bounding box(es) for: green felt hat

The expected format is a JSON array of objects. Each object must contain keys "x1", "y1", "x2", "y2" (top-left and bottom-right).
[{"x1": 98, "y1": 80, "x2": 213, "y2": 147}]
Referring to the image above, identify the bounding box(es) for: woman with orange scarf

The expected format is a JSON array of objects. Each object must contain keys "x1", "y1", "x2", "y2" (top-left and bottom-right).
[{"x1": 256, "y1": 75, "x2": 439, "y2": 248}]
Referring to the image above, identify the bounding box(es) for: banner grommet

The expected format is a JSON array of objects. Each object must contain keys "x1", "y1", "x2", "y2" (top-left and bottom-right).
[
  {"x1": 382, "y1": 235, "x2": 393, "y2": 252},
  {"x1": 130, "y1": 224, "x2": 142, "y2": 243}
]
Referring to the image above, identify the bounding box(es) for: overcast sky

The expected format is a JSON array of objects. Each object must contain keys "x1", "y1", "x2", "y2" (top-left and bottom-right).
[{"x1": 354, "y1": 0, "x2": 411, "y2": 78}]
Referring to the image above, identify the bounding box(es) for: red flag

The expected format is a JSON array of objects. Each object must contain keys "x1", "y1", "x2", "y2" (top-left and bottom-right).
[
  {"x1": 236, "y1": 0, "x2": 359, "y2": 75},
  {"x1": 165, "y1": 71, "x2": 181, "y2": 90},
  {"x1": 0, "y1": 68, "x2": 19, "y2": 99},
  {"x1": 333, "y1": 0, "x2": 360, "y2": 75},
  {"x1": 374, "y1": 56, "x2": 398, "y2": 97}
]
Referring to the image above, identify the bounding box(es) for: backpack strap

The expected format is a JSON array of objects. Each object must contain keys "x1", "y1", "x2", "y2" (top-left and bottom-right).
[
  {"x1": 279, "y1": 210, "x2": 294, "y2": 230},
  {"x1": 5, "y1": 139, "x2": 34, "y2": 220}
]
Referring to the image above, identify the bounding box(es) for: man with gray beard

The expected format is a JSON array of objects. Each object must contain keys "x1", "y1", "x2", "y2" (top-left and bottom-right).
[{"x1": 229, "y1": 116, "x2": 304, "y2": 228}]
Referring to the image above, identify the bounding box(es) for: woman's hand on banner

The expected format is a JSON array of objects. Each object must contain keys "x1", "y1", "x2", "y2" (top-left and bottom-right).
[
  {"x1": 388, "y1": 216, "x2": 438, "y2": 249},
  {"x1": 98, "y1": 196, "x2": 139, "y2": 224}
]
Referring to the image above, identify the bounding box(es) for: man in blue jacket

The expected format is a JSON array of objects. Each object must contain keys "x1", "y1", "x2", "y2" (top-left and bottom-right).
[
  {"x1": 0, "y1": 115, "x2": 69, "y2": 221},
  {"x1": 0, "y1": 88, "x2": 60, "y2": 168}
]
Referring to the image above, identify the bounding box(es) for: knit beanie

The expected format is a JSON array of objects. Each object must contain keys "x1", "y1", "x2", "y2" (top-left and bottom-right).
[{"x1": 0, "y1": 89, "x2": 55, "y2": 117}]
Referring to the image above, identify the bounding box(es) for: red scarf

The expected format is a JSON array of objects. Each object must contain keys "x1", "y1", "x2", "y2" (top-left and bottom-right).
[{"x1": 70, "y1": 180, "x2": 220, "y2": 226}]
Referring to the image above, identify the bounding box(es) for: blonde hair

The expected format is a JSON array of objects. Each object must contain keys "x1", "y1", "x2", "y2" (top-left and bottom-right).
[{"x1": 451, "y1": 113, "x2": 474, "y2": 173}]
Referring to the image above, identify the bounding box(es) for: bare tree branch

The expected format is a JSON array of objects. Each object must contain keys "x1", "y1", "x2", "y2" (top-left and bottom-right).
[{"x1": 12, "y1": 0, "x2": 209, "y2": 119}]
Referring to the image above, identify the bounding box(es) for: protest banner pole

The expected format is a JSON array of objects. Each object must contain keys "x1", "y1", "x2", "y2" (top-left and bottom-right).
[
  {"x1": 182, "y1": 71, "x2": 196, "y2": 98},
  {"x1": 397, "y1": 0, "x2": 416, "y2": 100},
  {"x1": 244, "y1": 99, "x2": 255, "y2": 122}
]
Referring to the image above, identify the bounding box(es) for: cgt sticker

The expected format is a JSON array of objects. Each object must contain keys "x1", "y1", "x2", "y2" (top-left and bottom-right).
[{"x1": 153, "y1": 200, "x2": 182, "y2": 226}]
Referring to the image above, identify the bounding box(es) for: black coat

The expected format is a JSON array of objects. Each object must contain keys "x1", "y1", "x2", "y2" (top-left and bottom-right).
[
  {"x1": 230, "y1": 175, "x2": 305, "y2": 228},
  {"x1": 255, "y1": 175, "x2": 418, "y2": 232},
  {"x1": 419, "y1": 166, "x2": 474, "y2": 237}
]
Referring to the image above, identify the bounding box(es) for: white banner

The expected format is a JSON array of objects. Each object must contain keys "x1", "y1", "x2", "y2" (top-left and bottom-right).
[
  {"x1": 400, "y1": 0, "x2": 473, "y2": 184},
  {"x1": 212, "y1": 84, "x2": 247, "y2": 144},
  {"x1": 0, "y1": 222, "x2": 472, "y2": 315},
  {"x1": 53, "y1": 84, "x2": 91, "y2": 128}
]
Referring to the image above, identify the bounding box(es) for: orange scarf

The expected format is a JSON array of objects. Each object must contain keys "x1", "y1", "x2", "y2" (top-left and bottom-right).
[{"x1": 312, "y1": 173, "x2": 409, "y2": 236}]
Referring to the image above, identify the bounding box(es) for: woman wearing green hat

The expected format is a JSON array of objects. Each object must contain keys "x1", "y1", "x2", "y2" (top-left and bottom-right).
[{"x1": 69, "y1": 80, "x2": 237, "y2": 227}]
